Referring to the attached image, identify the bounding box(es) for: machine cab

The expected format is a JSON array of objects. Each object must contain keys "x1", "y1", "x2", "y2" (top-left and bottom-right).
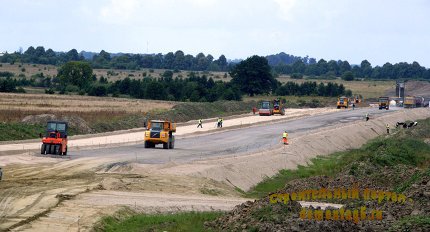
[
  {"x1": 46, "y1": 121, "x2": 68, "y2": 138},
  {"x1": 261, "y1": 101, "x2": 270, "y2": 109}
]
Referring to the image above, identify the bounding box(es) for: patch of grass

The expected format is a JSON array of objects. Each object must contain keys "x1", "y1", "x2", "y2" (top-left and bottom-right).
[
  {"x1": 0, "y1": 123, "x2": 45, "y2": 141},
  {"x1": 389, "y1": 215, "x2": 430, "y2": 231},
  {"x1": 200, "y1": 187, "x2": 222, "y2": 196},
  {"x1": 97, "y1": 211, "x2": 223, "y2": 232},
  {"x1": 0, "y1": 122, "x2": 78, "y2": 141},
  {"x1": 245, "y1": 151, "x2": 363, "y2": 198},
  {"x1": 394, "y1": 168, "x2": 430, "y2": 193},
  {"x1": 245, "y1": 118, "x2": 430, "y2": 198}
]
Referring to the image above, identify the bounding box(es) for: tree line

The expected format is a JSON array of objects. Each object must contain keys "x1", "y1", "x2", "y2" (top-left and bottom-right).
[
  {"x1": 2, "y1": 46, "x2": 428, "y2": 80},
  {"x1": 273, "y1": 59, "x2": 430, "y2": 80},
  {"x1": 0, "y1": 46, "x2": 230, "y2": 72},
  {"x1": 1, "y1": 58, "x2": 350, "y2": 101}
]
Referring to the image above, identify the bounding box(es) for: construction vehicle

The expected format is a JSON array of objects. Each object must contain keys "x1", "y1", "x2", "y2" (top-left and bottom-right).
[
  {"x1": 40, "y1": 121, "x2": 68, "y2": 155},
  {"x1": 144, "y1": 120, "x2": 176, "y2": 149},
  {"x1": 415, "y1": 96, "x2": 425, "y2": 107},
  {"x1": 336, "y1": 96, "x2": 349, "y2": 109},
  {"x1": 378, "y1": 96, "x2": 390, "y2": 110},
  {"x1": 259, "y1": 100, "x2": 273, "y2": 116},
  {"x1": 273, "y1": 99, "x2": 285, "y2": 115},
  {"x1": 353, "y1": 95, "x2": 362, "y2": 104},
  {"x1": 404, "y1": 96, "x2": 416, "y2": 108}
]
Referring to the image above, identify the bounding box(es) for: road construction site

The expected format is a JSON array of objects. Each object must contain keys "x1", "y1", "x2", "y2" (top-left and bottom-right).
[{"x1": 0, "y1": 106, "x2": 429, "y2": 231}]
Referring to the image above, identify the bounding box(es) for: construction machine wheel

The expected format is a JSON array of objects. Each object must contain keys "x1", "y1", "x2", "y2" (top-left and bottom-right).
[
  {"x1": 337, "y1": 106, "x2": 340, "y2": 109},
  {"x1": 45, "y1": 144, "x2": 51, "y2": 154},
  {"x1": 41, "y1": 144, "x2": 46, "y2": 155},
  {"x1": 56, "y1": 145, "x2": 61, "y2": 155},
  {"x1": 163, "y1": 142, "x2": 168, "y2": 149},
  {"x1": 171, "y1": 141, "x2": 175, "y2": 149},
  {"x1": 50, "y1": 145, "x2": 56, "y2": 154},
  {"x1": 63, "y1": 147, "x2": 68, "y2": 156},
  {"x1": 144, "y1": 141, "x2": 150, "y2": 148}
]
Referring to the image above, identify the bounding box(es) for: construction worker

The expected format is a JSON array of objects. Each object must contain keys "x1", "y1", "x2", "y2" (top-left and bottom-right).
[
  {"x1": 365, "y1": 113, "x2": 369, "y2": 121},
  {"x1": 282, "y1": 131, "x2": 288, "y2": 145},
  {"x1": 55, "y1": 130, "x2": 61, "y2": 138},
  {"x1": 197, "y1": 119, "x2": 203, "y2": 128},
  {"x1": 217, "y1": 118, "x2": 221, "y2": 128},
  {"x1": 220, "y1": 118, "x2": 223, "y2": 128},
  {"x1": 386, "y1": 124, "x2": 390, "y2": 134},
  {"x1": 352, "y1": 103, "x2": 355, "y2": 110}
]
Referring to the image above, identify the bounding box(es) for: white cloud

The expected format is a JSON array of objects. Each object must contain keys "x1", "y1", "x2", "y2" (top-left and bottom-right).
[
  {"x1": 273, "y1": 0, "x2": 297, "y2": 21},
  {"x1": 185, "y1": 0, "x2": 217, "y2": 7},
  {"x1": 99, "y1": 0, "x2": 140, "y2": 24}
]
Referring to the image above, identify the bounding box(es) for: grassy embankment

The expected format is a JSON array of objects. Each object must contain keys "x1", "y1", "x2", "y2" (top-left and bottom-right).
[
  {"x1": 0, "y1": 92, "x2": 256, "y2": 141},
  {"x1": 94, "y1": 210, "x2": 222, "y2": 232},
  {"x1": 95, "y1": 119, "x2": 430, "y2": 231},
  {"x1": 246, "y1": 117, "x2": 430, "y2": 198}
]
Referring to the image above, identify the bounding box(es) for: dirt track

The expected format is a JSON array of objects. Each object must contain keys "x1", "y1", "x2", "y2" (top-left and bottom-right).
[{"x1": 1, "y1": 107, "x2": 429, "y2": 231}]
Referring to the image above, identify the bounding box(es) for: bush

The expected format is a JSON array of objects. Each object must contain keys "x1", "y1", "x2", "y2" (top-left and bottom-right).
[
  {"x1": 290, "y1": 73, "x2": 303, "y2": 79},
  {"x1": 0, "y1": 71, "x2": 14, "y2": 78},
  {"x1": 16, "y1": 87, "x2": 26, "y2": 93},
  {"x1": 65, "y1": 85, "x2": 80, "y2": 93},
  {"x1": 88, "y1": 84, "x2": 108, "y2": 96},
  {"x1": 341, "y1": 71, "x2": 354, "y2": 81},
  {"x1": 45, "y1": 88, "x2": 55, "y2": 94}
]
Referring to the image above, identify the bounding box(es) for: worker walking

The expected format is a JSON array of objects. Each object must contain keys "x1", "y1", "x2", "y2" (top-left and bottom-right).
[
  {"x1": 282, "y1": 131, "x2": 289, "y2": 145},
  {"x1": 365, "y1": 113, "x2": 369, "y2": 121},
  {"x1": 220, "y1": 118, "x2": 223, "y2": 128},
  {"x1": 352, "y1": 103, "x2": 355, "y2": 110},
  {"x1": 197, "y1": 119, "x2": 203, "y2": 128},
  {"x1": 217, "y1": 118, "x2": 221, "y2": 128},
  {"x1": 386, "y1": 124, "x2": 390, "y2": 134}
]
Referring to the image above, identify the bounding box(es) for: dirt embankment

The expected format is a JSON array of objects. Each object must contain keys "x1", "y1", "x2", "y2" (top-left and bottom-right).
[{"x1": 1, "y1": 108, "x2": 429, "y2": 231}]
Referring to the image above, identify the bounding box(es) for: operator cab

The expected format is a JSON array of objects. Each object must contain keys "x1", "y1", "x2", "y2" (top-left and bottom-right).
[
  {"x1": 43, "y1": 121, "x2": 68, "y2": 138},
  {"x1": 261, "y1": 101, "x2": 270, "y2": 109}
]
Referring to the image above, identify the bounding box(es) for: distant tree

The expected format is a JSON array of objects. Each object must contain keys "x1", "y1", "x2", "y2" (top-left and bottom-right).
[
  {"x1": 216, "y1": 55, "x2": 228, "y2": 71},
  {"x1": 316, "y1": 59, "x2": 328, "y2": 75},
  {"x1": 341, "y1": 71, "x2": 354, "y2": 81},
  {"x1": 360, "y1": 60, "x2": 372, "y2": 78},
  {"x1": 57, "y1": 61, "x2": 93, "y2": 89},
  {"x1": 339, "y1": 60, "x2": 352, "y2": 74},
  {"x1": 66, "y1": 49, "x2": 81, "y2": 62},
  {"x1": 230, "y1": 55, "x2": 275, "y2": 96},
  {"x1": 292, "y1": 60, "x2": 306, "y2": 73},
  {"x1": 290, "y1": 73, "x2": 303, "y2": 79}
]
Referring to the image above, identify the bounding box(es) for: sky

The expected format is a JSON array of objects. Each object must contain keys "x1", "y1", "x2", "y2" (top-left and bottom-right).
[{"x1": 1, "y1": 0, "x2": 429, "y2": 67}]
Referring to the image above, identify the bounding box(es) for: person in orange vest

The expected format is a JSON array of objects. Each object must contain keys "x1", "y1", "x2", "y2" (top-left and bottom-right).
[
  {"x1": 55, "y1": 130, "x2": 61, "y2": 138},
  {"x1": 282, "y1": 131, "x2": 288, "y2": 145}
]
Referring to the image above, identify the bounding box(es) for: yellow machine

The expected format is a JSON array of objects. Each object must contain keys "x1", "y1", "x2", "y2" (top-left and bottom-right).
[
  {"x1": 403, "y1": 96, "x2": 416, "y2": 108},
  {"x1": 353, "y1": 95, "x2": 362, "y2": 104},
  {"x1": 337, "y1": 96, "x2": 349, "y2": 109},
  {"x1": 144, "y1": 120, "x2": 176, "y2": 149},
  {"x1": 273, "y1": 99, "x2": 285, "y2": 115},
  {"x1": 378, "y1": 96, "x2": 390, "y2": 110}
]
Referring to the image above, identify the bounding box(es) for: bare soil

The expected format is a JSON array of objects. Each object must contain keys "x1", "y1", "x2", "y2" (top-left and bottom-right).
[{"x1": 0, "y1": 108, "x2": 429, "y2": 231}]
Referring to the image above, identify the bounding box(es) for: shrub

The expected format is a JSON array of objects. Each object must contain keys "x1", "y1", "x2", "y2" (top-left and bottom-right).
[
  {"x1": 45, "y1": 88, "x2": 55, "y2": 94},
  {"x1": 16, "y1": 87, "x2": 26, "y2": 93},
  {"x1": 341, "y1": 71, "x2": 354, "y2": 81},
  {"x1": 290, "y1": 73, "x2": 303, "y2": 79}
]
